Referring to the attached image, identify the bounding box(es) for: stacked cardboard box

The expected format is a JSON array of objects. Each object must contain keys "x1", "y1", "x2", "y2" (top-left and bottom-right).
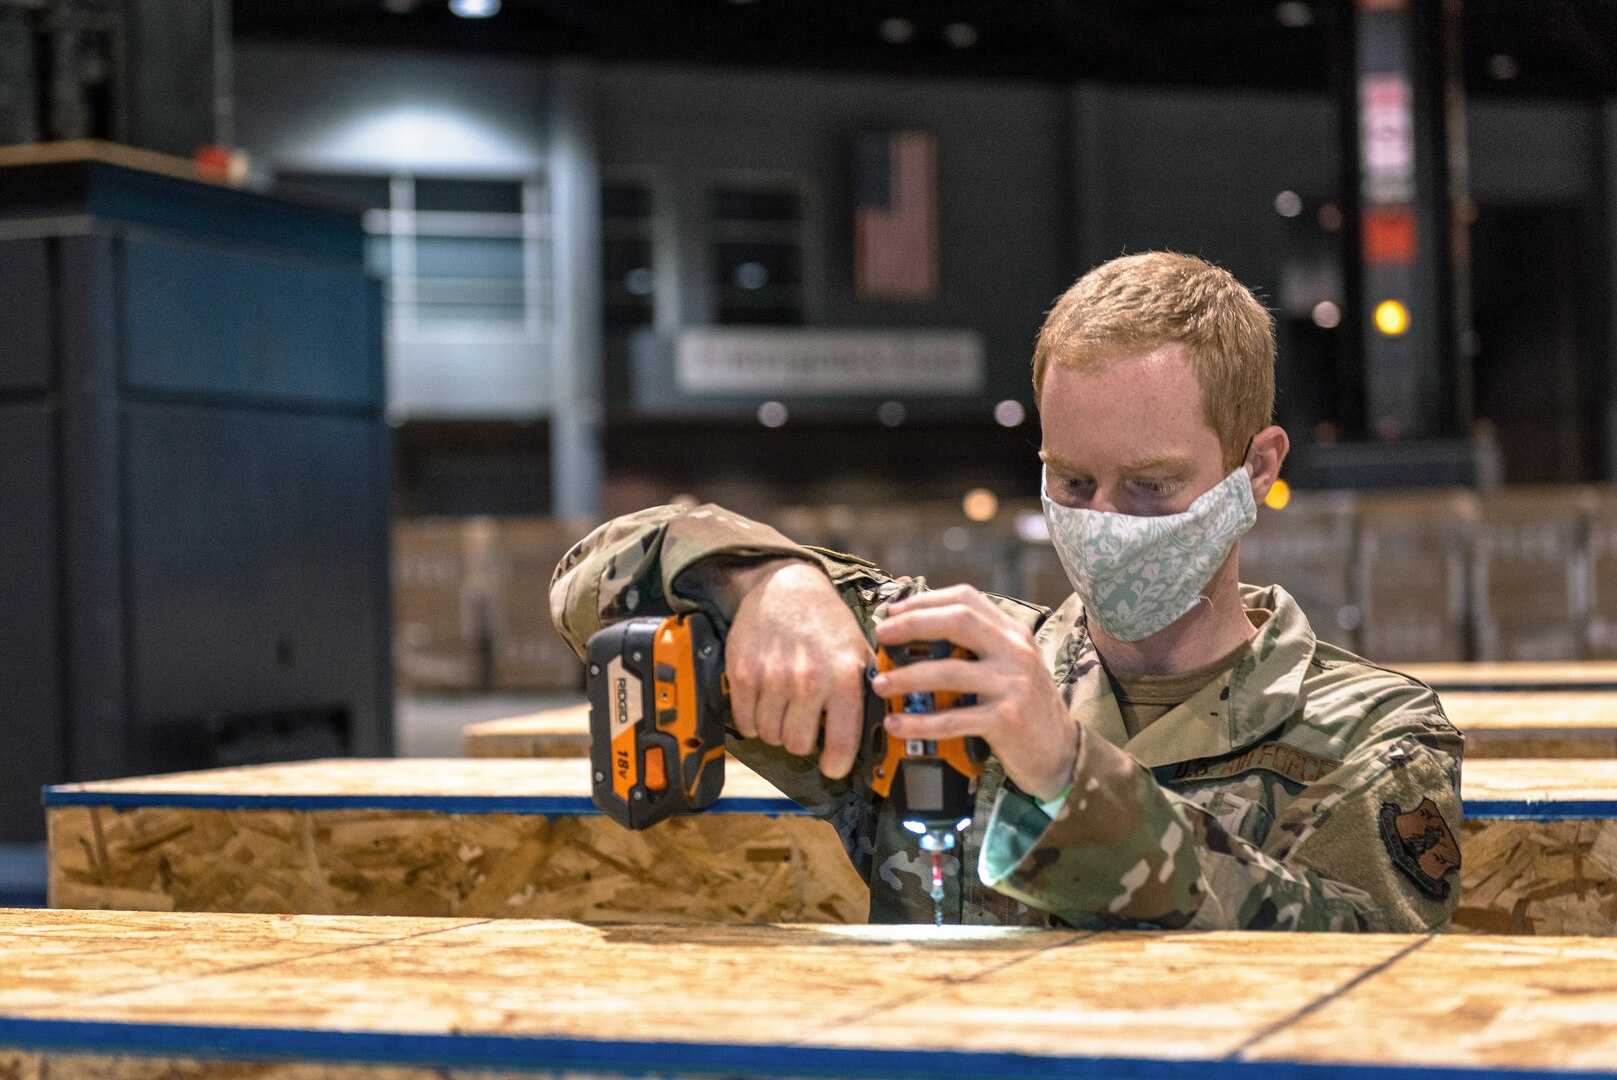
[
  {"x1": 393, "y1": 516, "x2": 594, "y2": 694},
  {"x1": 485, "y1": 517, "x2": 593, "y2": 692},
  {"x1": 392, "y1": 517, "x2": 491, "y2": 693},
  {"x1": 1471, "y1": 488, "x2": 1593, "y2": 661},
  {"x1": 1355, "y1": 491, "x2": 1477, "y2": 663},
  {"x1": 1242, "y1": 492, "x2": 1360, "y2": 653}
]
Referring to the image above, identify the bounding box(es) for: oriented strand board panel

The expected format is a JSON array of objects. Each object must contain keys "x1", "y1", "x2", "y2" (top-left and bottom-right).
[
  {"x1": 463, "y1": 705, "x2": 589, "y2": 758},
  {"x1": 4, "y1": 911, "x2": 1617, "y2": 1078},
  {"x1": 469, "y1": 695, "x2": 1617, "y2": 762},
  {"x1": 1250, "y1": 934, "x2": 1617, "y2": 1072},
  {"x1": 1446, "y1": 691, "x2": 1617, "y2": 758},
  {"x1": 47, "y1": 758, "x2": 1617, "y2": 934},
  {"x1": 46, "y1": 760, "x2": 867, "y2": 924},
  {"x1": 1403, "y1": 661, "x2": 1617, "y2": 691},
  {"x1": 1458, "y1": 759, "x2": 1617, "y2": 936}
]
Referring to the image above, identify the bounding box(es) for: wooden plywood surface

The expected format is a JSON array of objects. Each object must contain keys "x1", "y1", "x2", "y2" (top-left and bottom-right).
[
  {"x1": 462, "y1": 706, "x2": 590, "y2": 758},
  {"x1": 3, "y1": 910, "x2": 1617, "y2": 1077},
  {"x1": 43, "y1": 759, "x2": 1617, "y2": 933},
  {"x1": 465, "y1": 696, "x2": 1617, "y2": 762},
  {"x1": 1462, "y1": 758, "x2": 1617, "y2": 808},
  {"x1": 47, "y1": 759, "x2": 791, "y2": 809},
  {"x1": 47, "y1": 757, "x2": 1617, "y2": 817},
  {"x1": 1249, "y1": 934, "x2": 1617, "y2": 1071},
  {"x1": 1402, "y1": 661, "x2": 1617, "y2": 690}
]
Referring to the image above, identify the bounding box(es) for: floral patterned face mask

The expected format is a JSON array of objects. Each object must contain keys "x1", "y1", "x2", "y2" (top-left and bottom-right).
[{"x1": 1039, "y1": 464, "x2": 1258, "y2": 642}]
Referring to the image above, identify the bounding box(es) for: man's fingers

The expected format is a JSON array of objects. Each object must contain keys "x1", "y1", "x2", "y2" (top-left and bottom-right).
[
  {"x1": 874, "y1": 604, "x2": 999, "y2": 655},
  {"x1": 817, "y1": 672, "x2": 865, "y2": 779},
  {"x1": 870, "y1": 658, "x2": 990, "y2": 699},
  {"x1": 886, "y1": 584, "x2": 994, "y2": 615},
  {"x1": 883, "y1": 703, "x2": 992, "y2": 742},
  {"x1": 751, "y1": 678, "x2": 790, "y2": 746},
  {"x1": 729, "y1": 676, "x2": 760, "y2": 739},
  {"x1": 781, "y1": 688, "x2": 826, "y2": 757}
]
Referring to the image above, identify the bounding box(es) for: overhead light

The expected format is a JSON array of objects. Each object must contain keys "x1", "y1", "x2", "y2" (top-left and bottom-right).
[
  {"x1": 757, "y1": 401, "x2": 788, "y2": 428},
  {"x1": 1274, "y1": 190, "x2": 1303, "y2": 218},
  {"x1": 1311, "y1": 300, "x2": 1342, "y2": 329},
  {"x1": 878, "y1": 17, "x2": 915, "y2": 44},
  {"x1": 943, "y1": 22, "x2": 979, "y2": 48},
  {"x1": 449, "y1": 0, "x2": 500, "y2": 18},
  {"x1": 877, "y1": 401, "x2": 907, "y2": 427}
]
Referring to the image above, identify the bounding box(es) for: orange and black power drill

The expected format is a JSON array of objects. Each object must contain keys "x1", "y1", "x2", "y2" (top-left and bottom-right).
[{"x1": 586, "y1": 612, "x2": 987, "y2": 924}]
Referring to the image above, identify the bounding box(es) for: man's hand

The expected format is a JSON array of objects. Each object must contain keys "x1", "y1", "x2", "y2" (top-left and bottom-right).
[
  {"x1": 723, "y1": 559, "x2": 874, "y2": 780},
  {"x1": 872, "y1": 585, "x2": 1079, "y2": 802}
]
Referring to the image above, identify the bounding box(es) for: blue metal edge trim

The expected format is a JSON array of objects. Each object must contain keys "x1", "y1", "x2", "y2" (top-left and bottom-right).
[
  {"x1": 0, "y1": 1017, "x2": 1611, "y2": 1080},
  {"x1": 1426, "y1": 682, "x2": 1617, "y2": 694},
  {"x1": 44, "y1": 787, "x2": 1617, "y2": 823},
  {"x1": 1462, "y1": 799, "x2": 1617, "y2": 821},
  {"x1": 39, "y1": 788, "x2": 805, "y2": 817}
]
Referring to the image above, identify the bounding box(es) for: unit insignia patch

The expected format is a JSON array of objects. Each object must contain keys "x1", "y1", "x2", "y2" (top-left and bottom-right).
[{"x1": 1378, "y1": 798, "x2": 1461, "y2": 899}]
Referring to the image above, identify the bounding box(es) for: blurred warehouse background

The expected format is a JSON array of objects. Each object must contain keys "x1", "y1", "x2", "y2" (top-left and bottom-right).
[{"x1": 4, "y1": 0, "x2": 1617, "y2": 862}]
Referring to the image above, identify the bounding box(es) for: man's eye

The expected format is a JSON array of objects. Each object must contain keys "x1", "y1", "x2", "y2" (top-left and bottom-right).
[
  {"x1": 1132, "y1": 479, "x2": 1177, "y2": 496},
  {"x1": 1059, "y1": 477, "x2": 1095, "y2": 498}
]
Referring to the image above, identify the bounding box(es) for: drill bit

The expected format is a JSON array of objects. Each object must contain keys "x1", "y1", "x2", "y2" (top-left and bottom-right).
[{"x1": 929, "y1": 850, "x2": 945, "y2": 926}]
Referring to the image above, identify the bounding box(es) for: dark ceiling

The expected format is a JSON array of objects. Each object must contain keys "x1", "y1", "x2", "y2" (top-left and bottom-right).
[{"x1": 232, "y1": 0, "x2": 1617, "y2": 97}]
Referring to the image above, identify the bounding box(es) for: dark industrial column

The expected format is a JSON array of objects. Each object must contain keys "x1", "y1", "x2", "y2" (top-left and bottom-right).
[{"x1": 1348, "y1": 0, "x2": 1473, "y2": 441}]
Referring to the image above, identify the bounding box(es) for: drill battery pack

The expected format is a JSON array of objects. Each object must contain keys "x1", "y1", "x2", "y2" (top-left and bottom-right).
[{"x1": 587, "y1": 612, "x2": 729, "y2": 830}]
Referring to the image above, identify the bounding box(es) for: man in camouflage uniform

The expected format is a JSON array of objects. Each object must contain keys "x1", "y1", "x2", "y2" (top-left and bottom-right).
[{"x1": 552, "y1": 253, "x2": 1463, "y2": 932}]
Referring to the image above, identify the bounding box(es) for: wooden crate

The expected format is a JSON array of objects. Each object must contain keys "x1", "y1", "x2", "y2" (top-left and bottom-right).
[
  {"x1": 1460, "y1": 759, "x2": 1617, "y2": 935},
  {"x1": 6, "y1": 910, "x2": 1617, "y2": 1078},
  {"x1": 462, "y1": 704, "x2": 590, "y2": 758},
  {"x1": 40, "y1": 757, "x2": 1617, "y2": 937},
  {"x1": 1444, "y1": 692, "x2": 1617, "y2": 759},
  {"x1": 44, "y1": 760, "x2": 866, "y2": 924},
  {"x1": 1404, "y1": 661, "x2": 1617, "y2": 690},
  {"x1": 463, "y1": 694, "x2": 1617, "y2": 763}
]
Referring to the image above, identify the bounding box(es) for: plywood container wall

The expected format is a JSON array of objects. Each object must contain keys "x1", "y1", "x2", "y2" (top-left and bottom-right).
[{"x1": 47, "y1": 802, "x2": 869, "y2": 924}]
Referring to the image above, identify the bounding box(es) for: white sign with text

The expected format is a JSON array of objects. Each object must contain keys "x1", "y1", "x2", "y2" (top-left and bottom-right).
[{"x1": 674, "y1": 328, "x2": 985, "y2": 396}]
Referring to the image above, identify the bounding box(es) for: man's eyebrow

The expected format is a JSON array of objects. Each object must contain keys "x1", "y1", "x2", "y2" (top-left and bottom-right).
[
  {"x1": 1038, "y1": 450, "x2": 1195, "y2": 474},
  {"x1": 1120, "y1": 453, "x2": 1196, "y2": 474},
  {"x1": 1038, "y1": 450, "x2": 1085, "y2": 473}
]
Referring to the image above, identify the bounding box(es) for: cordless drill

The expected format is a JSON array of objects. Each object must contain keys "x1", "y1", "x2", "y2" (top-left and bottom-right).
[{"x1": 585, "y1": 611, "x2": 987, "y2": 925}]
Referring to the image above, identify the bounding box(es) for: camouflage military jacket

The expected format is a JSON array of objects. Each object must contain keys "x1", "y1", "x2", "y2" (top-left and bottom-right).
[{"x1": 551, "y1": 503, "x2": 1464, "y2": 932}]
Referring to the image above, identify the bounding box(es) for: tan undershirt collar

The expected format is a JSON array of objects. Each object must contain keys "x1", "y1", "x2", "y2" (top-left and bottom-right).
[{"x1": 1106, "y1": 609, "x2": 1269, "y2": 739}]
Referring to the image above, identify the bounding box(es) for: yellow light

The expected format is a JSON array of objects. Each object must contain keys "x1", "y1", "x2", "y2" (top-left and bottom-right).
[
  {"x1": 1265, "y1": 478, "x2": 1292, "y2": 511},
  {"x1": 1374, "y1": 300, "x2": 1409, "y2": 336},
  {"x1": 962, "y1": 488, "x2": 999, "y2": 522}
]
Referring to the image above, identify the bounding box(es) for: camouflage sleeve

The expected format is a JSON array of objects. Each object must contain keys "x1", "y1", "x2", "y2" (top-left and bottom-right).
[
  {"x1": 547, "y1": 502, "x2": 919, "y2": 881},
  {"x1": 979, "y1": 698, "x2": 1463, "y2": 932},
  {"x1": 548, "y1": 503, "x2": 821, "y2": 655}
]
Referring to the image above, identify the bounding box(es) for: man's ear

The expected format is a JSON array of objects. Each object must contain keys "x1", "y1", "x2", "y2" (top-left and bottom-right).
[{"x1": 1245, "y1": 425, "x2": 1291, "y2": 504}]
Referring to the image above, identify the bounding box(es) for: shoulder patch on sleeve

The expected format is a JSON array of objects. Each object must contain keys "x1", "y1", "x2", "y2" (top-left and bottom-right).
[{"x1": 1378, "y1": 797, "x2": 1461, "y2": 899}]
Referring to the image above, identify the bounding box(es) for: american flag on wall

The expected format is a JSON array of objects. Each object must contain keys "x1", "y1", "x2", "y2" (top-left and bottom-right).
[{"x1": 853, "y1": 130, "x2": 940, "y2": 301}]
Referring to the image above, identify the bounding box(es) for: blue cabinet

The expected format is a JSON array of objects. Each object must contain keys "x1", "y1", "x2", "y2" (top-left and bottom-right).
[{"x1": 0, "y1": 152, "x2": 391, "y2": 841}]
